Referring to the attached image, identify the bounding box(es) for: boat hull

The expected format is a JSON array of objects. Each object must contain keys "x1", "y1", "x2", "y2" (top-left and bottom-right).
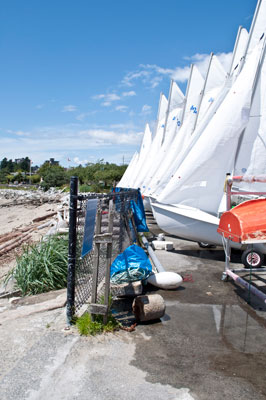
[
  {"x1": 143, "y1": 196, "x2": 152, "y2": 212},
  {"x1": 151, "y1": 202, "x2": 242, "y2": 248}
]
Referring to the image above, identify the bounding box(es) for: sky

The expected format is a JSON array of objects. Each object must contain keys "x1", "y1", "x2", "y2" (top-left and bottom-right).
[{"x1": 0, "y1": 0, "x2": 258, "y2": 167}]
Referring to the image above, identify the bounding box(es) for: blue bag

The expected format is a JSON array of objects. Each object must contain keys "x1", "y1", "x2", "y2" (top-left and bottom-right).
[{"x1": 110, "y1": 244, "x2": 152, "y2": 284}]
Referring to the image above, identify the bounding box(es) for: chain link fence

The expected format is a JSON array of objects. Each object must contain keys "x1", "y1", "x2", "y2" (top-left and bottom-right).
[{"x1": 66, "y1": 176, "x2": 139, "y2": 323}]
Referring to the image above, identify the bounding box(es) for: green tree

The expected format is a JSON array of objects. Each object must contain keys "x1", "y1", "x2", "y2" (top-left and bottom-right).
[
  {"x1": 19, "y1": 157, "x2": 31, "y2": 172},
  {"x1": 0, "y1": 157, "x2": 8, "y2": 170},
  {"x1": 0, "y1": 170, "x2": 8, "y2": 183},
  {"x1": 6, "y1": 159, "x2": 14, "y2": 173},
  {"x1": 40, "y1": 165, "x2": 68, "y2": 190}
]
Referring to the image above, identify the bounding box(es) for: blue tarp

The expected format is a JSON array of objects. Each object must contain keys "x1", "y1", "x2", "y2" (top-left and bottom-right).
[
  {"x1": 113, "y1": 187, "x2": 149, "y2": 233},
  {"x1": 110, "y1": 244, "x2": 152, "y2": 284}
]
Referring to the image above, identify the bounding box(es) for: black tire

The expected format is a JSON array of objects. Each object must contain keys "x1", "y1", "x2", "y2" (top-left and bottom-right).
[
  {"x1": 241, "y1": 249, "x2": 264, "y2": 268},
  {"x1": 198, "y1": 242, "x2": 216, "y2": 249}
]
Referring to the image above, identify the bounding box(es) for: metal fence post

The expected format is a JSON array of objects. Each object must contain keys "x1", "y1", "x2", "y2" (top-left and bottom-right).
[{"x1": 66, "y1": 176, "x2": 78, "y2": 325}]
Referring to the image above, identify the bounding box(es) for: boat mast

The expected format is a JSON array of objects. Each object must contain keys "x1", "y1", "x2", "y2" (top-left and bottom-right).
[
  {"x1": 239, "y1": 0, "x2": 262, "y2": 74},
  {"x1": 180, "y1": 64, "x2": 194, "y2": 125},
  {"x1": 192, "y1": 52, "x2": 214, "y2": 132},
  {"x1": 161, "y1": 80, "x2": 173, "y2": 146},
  {"x1": 228, "y1": 26, "x2": 243, "y2": 75}
]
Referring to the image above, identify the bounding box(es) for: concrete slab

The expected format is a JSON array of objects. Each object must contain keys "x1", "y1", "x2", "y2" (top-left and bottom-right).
[{"x1": 1, "y1": 213, "x2": 266, "y2": 399}]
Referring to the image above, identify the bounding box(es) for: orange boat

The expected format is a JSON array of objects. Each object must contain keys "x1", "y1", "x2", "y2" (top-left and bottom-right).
[{"x1": 217, "y1": 199, "x2": 266, "y2": 244}]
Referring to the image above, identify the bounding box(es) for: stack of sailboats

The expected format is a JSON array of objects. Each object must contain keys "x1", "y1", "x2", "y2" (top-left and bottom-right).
[{"x1": 118, "y1": 0, "x2": 266, "y2": 251}]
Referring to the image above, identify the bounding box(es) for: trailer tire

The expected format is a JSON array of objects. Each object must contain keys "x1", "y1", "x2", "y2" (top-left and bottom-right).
[
  {"x1": 198, "y1": 242, "x2": 216, "y2": 249},
  {"x1": 241, "y1": 249, "x2": 264, "y2": 268}
]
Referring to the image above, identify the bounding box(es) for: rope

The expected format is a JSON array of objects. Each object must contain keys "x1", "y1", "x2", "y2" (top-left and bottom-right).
[{"x1": 110, "y1": 267, "x2": 151, "y2": 284}]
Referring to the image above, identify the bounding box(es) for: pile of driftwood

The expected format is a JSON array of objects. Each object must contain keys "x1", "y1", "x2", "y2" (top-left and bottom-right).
[{"x1": 0, "y1": 209, "x2": 69, "y2": 257}]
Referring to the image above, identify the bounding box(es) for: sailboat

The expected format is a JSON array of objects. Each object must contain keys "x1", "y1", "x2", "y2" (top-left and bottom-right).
[
  {"x1": 139, "y1": 80, "x2": 185, "y2": 194},
  {"x1": 151, "y1": 36, "x2": 266, "y2": 250},
  {"x1": 118, "y1": 151, "x2": 139, "y2": 188},
  {"x1": 142, "y1": 65, "x2": 203, "y2": 198}
]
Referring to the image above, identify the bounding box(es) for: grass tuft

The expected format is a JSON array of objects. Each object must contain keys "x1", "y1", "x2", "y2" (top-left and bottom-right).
[
  {"x1": 76, "y1": 312, "x2": 120, "y2": 336},
  {"x1": 5, "y1": 234, "x2": 68, "y2": 296}
]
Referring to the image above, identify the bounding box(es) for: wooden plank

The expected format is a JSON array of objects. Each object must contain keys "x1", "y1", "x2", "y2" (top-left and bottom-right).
[
  {"x1": 89, "y1": 303, "x2": 108, "y2": 315},
  {"x1": 94, "y1": 233, "x2": 112, "y2": 244}
]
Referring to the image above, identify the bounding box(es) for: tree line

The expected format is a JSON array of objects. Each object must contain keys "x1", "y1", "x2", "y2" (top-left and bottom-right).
[{"x1": 0, "y1": 157, "x2": 127, "y2": 191}]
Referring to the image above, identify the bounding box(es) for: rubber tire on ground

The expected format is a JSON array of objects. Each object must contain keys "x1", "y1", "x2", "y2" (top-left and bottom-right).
[
  {"x1": 241, "y1": 249, "x2": 264, "y2": 268},
  {"x1": 198, "y1": 242, "x2": 216, "y2": 249}
]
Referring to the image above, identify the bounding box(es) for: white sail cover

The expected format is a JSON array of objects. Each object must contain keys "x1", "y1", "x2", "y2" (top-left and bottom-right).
[
  {"x1": 157, "y1": 41, "x2": 264, "y2": 215},
  {"x1": 133, "y1": 94, "x2": 168, "y2": 189},
  {"x1": 134, "y1": 114, "x2": 167, "y2": 190},
  {"x1": 230, "y1": 27, "x2": 249, "y2": 75},
  {"x1": 146, "y1": 65, "x2": 204, "y2": 195},
  {"x1": 129, "y1": 124, "x2": 152, "y2": 187},
  {"x1": 196, "y1": 55, "x2": 227, "y2": 126},
  {"x1": 233, "y1": 0, "x2": 266, "y2": 183},
  {"x1": 118, "y1": 151, "x2": 139, "y2": 188},
  {"x1": 157, "y1": 93, "x2": 168, "y2": 123},
  {"x1": 237, "y1": 41, "x2": 266, "y2": 191},
  {"x1": 182, "y1": 65, "x2": 204, "y2": 125},
  {"x1": 168, "y1": 81, "x2": 185, "y2": 113},
  {"x1": 246, "y1": 0, "x2": 266, "y2": 57},
  {"x1": 141, "y1": 82, "x2": 185, "y2": 192}
]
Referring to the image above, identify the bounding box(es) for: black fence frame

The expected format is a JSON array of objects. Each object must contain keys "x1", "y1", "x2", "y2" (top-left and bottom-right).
[{"x1": 66, "y1": 176, "x2": 139, "y2": 324}]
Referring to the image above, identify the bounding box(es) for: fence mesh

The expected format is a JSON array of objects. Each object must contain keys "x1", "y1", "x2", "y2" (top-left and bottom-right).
[{"x1": 73, "y1": 189, "x2": 139, "y2": 314}]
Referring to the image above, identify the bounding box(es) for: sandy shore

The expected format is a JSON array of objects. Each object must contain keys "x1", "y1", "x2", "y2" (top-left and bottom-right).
[{"x1": 0, "y1": 189, "x2": 68, "y2": 282}]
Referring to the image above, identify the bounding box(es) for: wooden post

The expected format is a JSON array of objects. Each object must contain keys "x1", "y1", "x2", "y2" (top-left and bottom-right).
[
  {"x1": 91, "y1": 207, "x2": 102, "y2": 320},
  {"x1": 103, "y1": 200, "x2": 114, "y2": 324}
]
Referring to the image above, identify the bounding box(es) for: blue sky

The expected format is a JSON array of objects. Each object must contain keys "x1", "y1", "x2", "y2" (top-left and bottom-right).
[{"x1": 0, "y1": 0, "x2": 257, "y2": 167}]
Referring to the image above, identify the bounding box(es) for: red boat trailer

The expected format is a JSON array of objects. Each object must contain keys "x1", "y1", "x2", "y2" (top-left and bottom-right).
[{"x1": 218, "y1": 175, "x2": 266, "y2": 304}]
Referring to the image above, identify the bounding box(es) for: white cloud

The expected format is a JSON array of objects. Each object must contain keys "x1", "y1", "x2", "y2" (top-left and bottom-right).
[
  {"x1": 92, "y1": 93, "x2": 121, "y2": 107},
  {"x1": 73, "y1": 156, "x2": 88, "y2": 165},
  {"x1": 92, "y1": 93, "x2": 120, "y2": 102},
  {"x1": 215, "y1": 52, "x2": 233, "y2": 73},
  {"x1": 141, "y1": 104, "x2": 152, "y2": 115},
  {"x1": 122, "y1": 91, "x2": 136, "y2": 97},
  {"x1": 122, "y1": 70, "x2": 151, "y2": 87},
  {"x1": 0, "y1": 123, "x2": 143, "y2": 165},
  {"x1": 35, "y1": 104, "x2": 44, "y2": 109},
  {"x1": 14, "y1": 130, "x2": 31, "y2": 137},
  {"x1": 6, "y1": 129, "x2": 31, "y2": 137},
  {"x1": 62, "y1": 105, "x2": 77, "y2": 112},
  {"x1": 121, "y1": 51, "x2": 232, "y2": 87},
  {"x1": 115, "y1": 105, "x2": 128, "y2": 112},
  {"x1": 76, "y1": 111, "x2": 97, "y2": 121}
]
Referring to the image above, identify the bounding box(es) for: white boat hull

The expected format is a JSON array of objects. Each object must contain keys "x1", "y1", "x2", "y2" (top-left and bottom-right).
[
  {"x1": 143, "y1": 196, "x2": 152, "y2": 212},
  {"x1": 151, "y1": 202, "x2": 242, "y2": 249}
]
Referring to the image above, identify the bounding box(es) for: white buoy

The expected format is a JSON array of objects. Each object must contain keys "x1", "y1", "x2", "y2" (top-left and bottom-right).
[{"x1": 147, "y1": 271, "x2": 183, "y2": 289}]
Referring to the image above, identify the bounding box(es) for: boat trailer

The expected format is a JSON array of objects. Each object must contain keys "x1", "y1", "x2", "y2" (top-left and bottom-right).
[{"x1": 218, "y1": 175, "x2": 266, "y2": 304}]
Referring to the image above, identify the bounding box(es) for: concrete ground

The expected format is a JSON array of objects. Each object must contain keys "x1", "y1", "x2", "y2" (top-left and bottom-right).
[{"x1": 1, "y1": 212, "x2": 266, "y2": 399}]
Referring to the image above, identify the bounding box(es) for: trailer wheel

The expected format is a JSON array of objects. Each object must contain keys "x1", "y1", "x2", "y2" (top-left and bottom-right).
[
  {"x1": 198, "y1": 242, "x2": 216, "y2": 249},
  {"x1": 241, "y1": 249, "x2": 264, "y2": 268}
]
